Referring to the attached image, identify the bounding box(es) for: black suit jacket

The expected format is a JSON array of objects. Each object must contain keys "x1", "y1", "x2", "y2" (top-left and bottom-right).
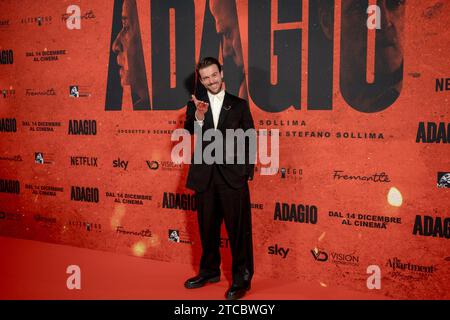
[{"x1": 184, "y1": 91, "x2": 255, "y2": 192}]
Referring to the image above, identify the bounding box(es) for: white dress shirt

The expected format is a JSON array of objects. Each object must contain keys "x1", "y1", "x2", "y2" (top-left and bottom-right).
[{"x1": 195, "y1": 90, "x2": 225, "y2": 129}]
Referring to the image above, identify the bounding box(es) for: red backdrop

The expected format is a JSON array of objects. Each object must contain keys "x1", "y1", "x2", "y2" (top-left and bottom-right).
[{"x1": 0, "y1": 0, "x2": 449, "y2": 299}]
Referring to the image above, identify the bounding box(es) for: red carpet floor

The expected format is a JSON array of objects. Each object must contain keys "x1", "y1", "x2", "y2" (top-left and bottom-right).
[{"x1": 0, "y1": 236, "x2": 388, "y2": 300}]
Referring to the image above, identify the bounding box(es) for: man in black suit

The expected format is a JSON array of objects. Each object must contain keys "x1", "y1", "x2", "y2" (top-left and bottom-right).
[{"x1": 183, "y1": 57, "x2": 255, "y2": 300}]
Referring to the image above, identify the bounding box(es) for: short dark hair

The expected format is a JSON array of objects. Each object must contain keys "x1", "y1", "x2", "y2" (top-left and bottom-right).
[{"x1": 196, "y1": 57, "x2": 222, "y2": 75}]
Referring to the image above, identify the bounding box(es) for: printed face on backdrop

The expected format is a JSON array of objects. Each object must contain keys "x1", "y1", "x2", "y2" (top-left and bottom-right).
[
  {"x1": 319, "y1": 0, "x2": 405, "y2": 112},
  {"x1": 209, "y1": 0, "x2": 247, "y2": 98},
  {"x1": 342, "y1": 0, "x2": 405, "y2": 74},
  {"x1": 376, "y1": 0, "x2": 405, "y2": 73},
  {"x1": 210, "y1": 0, "x2": 244, "y2": 68},
  {"x1": 199, "y1": 63, "x2": 224, "y2": 95},
  {"x1": 112, "y1": 0, "x2": 149, "y2": 106}
]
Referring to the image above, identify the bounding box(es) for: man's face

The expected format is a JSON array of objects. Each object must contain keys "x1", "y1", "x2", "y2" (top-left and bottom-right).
[
  {"x1": 377, "y1": 0, "x2": 405, "y2": 72},
  {"x1": 210, "y1": 0, "x2": 243, "y2": 68},
  {"x1": 199, "y1": 64, "x2": 224, "y2": 95},
  {"x1": 112, "y1": 0, "x2": 141, "y2": 87},
  {"x1": 342, "y1": 0, "x2": 405, "y2": 74}
]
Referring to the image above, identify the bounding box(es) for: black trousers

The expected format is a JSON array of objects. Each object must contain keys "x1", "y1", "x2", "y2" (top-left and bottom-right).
[{"x1": 196, "y1": 165, "x2": 254, "y2": 286}]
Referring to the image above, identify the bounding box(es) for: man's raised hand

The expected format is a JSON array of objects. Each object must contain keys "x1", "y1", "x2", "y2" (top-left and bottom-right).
[{"x1": 191, "y1": 95, "x2": 209, "y2": 121}]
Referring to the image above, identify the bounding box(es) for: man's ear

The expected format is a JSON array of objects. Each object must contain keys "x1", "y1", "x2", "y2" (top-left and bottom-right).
[
  {"x1": 319, "y1": 6, "x2": 333, "y2": 40},
  {"x1": 220, "y1": 70, "x2": 224, "y2": 80}
]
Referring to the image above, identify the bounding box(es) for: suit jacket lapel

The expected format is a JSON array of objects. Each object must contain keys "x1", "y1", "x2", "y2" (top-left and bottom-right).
[
  {"x1": 217, "y1": 92, "x2": 232, "y2": 131},
  {"x1": 201, "y1": 95, "x2": 214, "y2": 130}
]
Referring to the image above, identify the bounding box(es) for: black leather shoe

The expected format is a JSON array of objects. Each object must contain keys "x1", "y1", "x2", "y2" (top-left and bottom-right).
[
  {"x1": 184, "y1": 274, "x2": 220, "y2": 289},
  {"x1": 225, "y1": 282, "x2": 251, "y2": 300}
]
